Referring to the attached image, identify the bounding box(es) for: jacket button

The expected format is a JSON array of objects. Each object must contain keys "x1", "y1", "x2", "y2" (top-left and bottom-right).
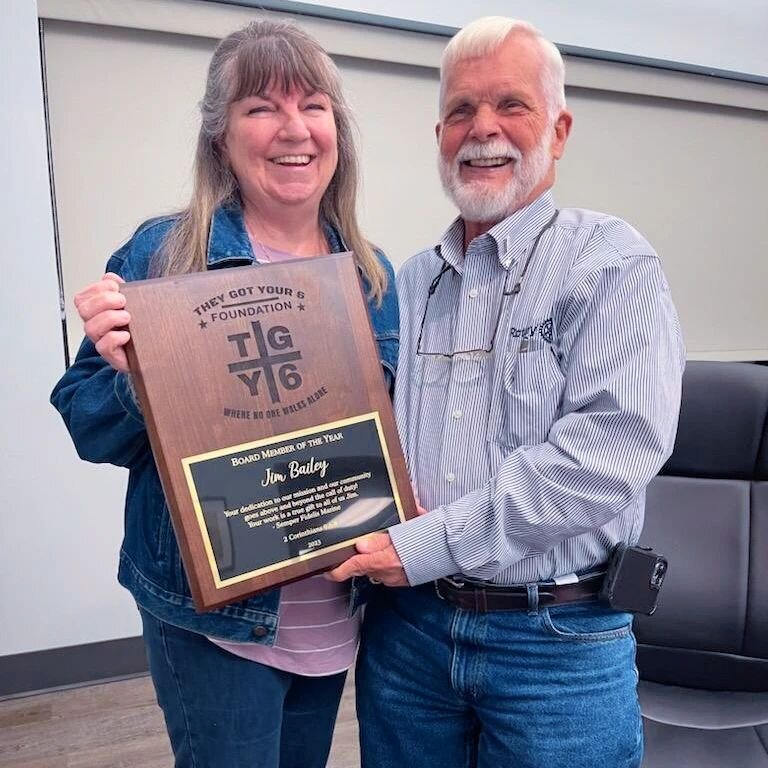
[{"x1": 252, "y1": 625, "x2": 268, "y2": 638}]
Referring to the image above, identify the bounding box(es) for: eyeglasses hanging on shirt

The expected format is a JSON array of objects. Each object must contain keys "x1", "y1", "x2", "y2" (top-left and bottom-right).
[{"x1": 416, "y1": 210, "x2": 559, "y2": 358}]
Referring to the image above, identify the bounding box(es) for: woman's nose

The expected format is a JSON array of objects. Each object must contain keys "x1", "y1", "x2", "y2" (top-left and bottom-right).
[{"x1": 278, "y1": 109, "x2": 311, "y2": 142}]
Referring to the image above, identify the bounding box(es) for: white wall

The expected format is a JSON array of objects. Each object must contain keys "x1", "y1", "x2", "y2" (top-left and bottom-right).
[
  {"x1": 278, "y1": 0, "x2": 768, "y2": 79},
  {"x1": 0, "y1": 0, "x2": 138, "y2": 657},
  {"x1": 40, "y1": 1, "x2": 768, "y2": 360}
]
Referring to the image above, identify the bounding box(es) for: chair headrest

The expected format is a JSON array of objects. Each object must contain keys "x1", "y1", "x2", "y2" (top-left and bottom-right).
[{"x1": 661, "y1": 361, "x2": 768, "y2": 480}]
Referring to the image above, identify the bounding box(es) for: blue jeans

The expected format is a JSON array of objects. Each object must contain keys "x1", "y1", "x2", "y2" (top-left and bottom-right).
[
  {"x1": 140, "y1": 608, "x2": 347, "y2": 768},
  {"x1": 356, "y1": 584, "x2": 642, "y2": 768}
]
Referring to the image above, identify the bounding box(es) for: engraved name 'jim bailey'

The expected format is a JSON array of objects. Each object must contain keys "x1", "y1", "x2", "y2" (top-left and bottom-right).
[{"x1": 121, "y1": 253, "x2": 415, "y2": 612}]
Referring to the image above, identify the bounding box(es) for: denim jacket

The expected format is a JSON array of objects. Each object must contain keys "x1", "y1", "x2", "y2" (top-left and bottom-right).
[{"x1": 51, "y1": 201, "x2": 399, "y2": 643}]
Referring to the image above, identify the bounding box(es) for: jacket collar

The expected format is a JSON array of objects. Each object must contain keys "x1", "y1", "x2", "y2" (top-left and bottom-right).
[{"x1": 205, "y1": 198, "x2": 347, "y2": 267}]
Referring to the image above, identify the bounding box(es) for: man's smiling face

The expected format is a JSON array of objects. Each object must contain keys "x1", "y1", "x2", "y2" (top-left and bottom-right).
[{"x1": 437, "y1": 32, "x2": 571, "y2": 226}]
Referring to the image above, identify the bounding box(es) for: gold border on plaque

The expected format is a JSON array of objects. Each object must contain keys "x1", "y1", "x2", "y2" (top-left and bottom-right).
[{"x1": 181, "y1": 411, "x2": 405, "y2": 589}]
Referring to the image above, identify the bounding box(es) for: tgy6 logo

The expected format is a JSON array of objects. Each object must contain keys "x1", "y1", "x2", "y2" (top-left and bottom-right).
[{"x1": 227, "y1": 321, "x2": 302, "y2": 404}]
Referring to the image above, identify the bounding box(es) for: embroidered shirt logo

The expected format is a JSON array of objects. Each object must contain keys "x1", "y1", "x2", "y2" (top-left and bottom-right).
[{"x1": 510, "y1": 317, "x2": 553, "y2": 344}]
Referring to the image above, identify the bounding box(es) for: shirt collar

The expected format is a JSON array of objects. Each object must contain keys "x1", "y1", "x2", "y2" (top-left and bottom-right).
[
  {"x1": 435, "y1": 217, "x2": 467, "y2": 274},
  {"x1": 436, "y1": 190, "x2": 557, "y2": 273}
]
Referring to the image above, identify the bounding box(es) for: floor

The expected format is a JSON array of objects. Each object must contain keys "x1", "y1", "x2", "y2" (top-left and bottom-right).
[{"x1": 0, "y1": 674, "x2": 359, "y2": 767}]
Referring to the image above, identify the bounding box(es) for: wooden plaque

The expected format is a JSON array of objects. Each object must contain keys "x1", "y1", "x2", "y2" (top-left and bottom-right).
[{"x1": 121, "y1": 253, "x2": 415, "y2": 612}]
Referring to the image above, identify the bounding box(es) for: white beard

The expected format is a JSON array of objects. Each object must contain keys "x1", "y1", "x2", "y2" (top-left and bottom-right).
[{"x1": 438, "y1": 136, "x2": 552, "y2": 224}]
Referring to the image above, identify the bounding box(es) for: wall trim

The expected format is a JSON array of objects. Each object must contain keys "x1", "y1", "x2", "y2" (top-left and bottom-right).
[
  {"x1": 0, "y1": 636, "x2": 148, "y2": 700},
  {"x1": 203, "y1": 0, "x2": 768, "y2": 87},
  {"x1": 38, "y1": 0, "x2": 768, "y2": 114}
]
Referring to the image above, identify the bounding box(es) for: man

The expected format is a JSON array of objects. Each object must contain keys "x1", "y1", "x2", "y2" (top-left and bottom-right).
[{"x1": 329, "y1": 16, "x2": 684, "y2": 768}]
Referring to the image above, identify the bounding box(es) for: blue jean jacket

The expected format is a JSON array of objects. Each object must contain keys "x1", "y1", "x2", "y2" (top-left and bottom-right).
[{"x1": 51, "y1": 201, "x2": 399, "y2": 643}]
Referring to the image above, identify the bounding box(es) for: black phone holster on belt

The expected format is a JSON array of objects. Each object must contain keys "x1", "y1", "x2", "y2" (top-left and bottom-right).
[{"x1": 599, "y1": 543, "x2": 668, "y2": 615}]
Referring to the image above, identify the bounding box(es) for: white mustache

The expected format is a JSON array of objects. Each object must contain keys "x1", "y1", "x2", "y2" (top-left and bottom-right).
[{"x1": 455, "y1": 140, "x2": 523, "y2": 164}]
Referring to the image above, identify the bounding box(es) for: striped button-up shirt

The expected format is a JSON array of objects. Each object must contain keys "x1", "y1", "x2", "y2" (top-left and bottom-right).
[{"x1": 388, "y1": 190, "x2": 685, "y2": 586}]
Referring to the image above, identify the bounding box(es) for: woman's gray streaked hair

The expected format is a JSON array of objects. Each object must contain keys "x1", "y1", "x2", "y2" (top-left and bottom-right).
[
  {"x1": 157, "y1": 19, "x2": 386, "y2": 303},
  {"x1": 439, "y1": 16, "x2": 566, "y2": 121}
]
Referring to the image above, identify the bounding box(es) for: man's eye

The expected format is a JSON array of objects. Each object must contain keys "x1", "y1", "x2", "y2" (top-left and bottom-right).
[
  {"x1": 448, "y1": 105, "x2": 472, "y2": 119},
  {"x1": 500, "y1": 100, "x2": 523, "y2": 112}
]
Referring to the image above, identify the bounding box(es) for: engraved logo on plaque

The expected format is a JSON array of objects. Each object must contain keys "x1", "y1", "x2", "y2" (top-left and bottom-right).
[{"x1": 226, "y1": 321, "x2": 303, "y2": 404}]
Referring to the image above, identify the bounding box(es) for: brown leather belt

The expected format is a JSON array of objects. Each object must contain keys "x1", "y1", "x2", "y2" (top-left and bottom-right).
[{"x1": 433, "y1": 572, "x2": 605, "y2": 612}]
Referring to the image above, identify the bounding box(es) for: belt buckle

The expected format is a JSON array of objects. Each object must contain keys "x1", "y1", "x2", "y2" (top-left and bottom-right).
[{"x1": 434, "y1": 575, "x2": 465, "y2": 601}]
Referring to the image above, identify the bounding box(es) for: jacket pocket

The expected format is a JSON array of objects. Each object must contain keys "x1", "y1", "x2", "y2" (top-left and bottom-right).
[{"x1": 156, "y1": 502, "x2": 173, "y2": 564}]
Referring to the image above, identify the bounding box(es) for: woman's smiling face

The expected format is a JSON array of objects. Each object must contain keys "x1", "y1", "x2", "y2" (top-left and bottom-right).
[{"x1": 223, "y1": 86, "x2": 338, "y2": 213}]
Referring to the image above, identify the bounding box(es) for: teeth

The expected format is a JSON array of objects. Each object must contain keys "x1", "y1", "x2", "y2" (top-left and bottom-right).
[
  {"x1": 465, "y1": 157, "x2": 510, "y2": 167},
  {"x1": 272, "y1": 155, "x2": 312, "y2": 165}
]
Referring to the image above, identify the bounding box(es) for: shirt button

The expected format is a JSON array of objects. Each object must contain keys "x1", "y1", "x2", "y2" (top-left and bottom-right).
[
  {"x1": 468, "y1": 288, "x2": 479, "y2": 299},
  {"x1": 452, "y1": 409, "x2": 463, "y2": 420},
  {"x1": 251, "y1": 625, "x2": 268, "y2": 638},
  {"x1": 445, "y1": 472, "x2": 455, "y2": 483}
]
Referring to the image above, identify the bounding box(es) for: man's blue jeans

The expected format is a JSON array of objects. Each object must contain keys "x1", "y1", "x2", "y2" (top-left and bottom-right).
[
  {"x1": 140, "y1": 608, "x2": 347, "y2": 768},
  {"x1": 356, "y1": 584, "x2": 643, "y2": 768}
]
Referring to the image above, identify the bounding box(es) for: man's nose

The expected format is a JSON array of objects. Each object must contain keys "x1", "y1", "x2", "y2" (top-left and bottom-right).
[
  {"x1": 278, "y1": 109, "x2": 311, "y2": 142},
  {"x1": 469, "y1": 104, "x2": 500, "y2": 142}
]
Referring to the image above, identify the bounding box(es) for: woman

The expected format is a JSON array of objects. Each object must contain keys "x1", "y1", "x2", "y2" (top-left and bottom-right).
[{"x1": 51, "y1": 20, "x2": 398, "y2": 768}]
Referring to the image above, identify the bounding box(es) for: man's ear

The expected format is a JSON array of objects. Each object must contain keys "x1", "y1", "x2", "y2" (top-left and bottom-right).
[{"x1": 551, "y1": 110, "x2": 573, "y2": 160}]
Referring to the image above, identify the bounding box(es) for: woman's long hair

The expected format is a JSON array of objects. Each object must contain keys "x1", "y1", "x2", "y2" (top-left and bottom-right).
[{"x1": 158, "y1": 20, "x2": 386, "y2": 303}]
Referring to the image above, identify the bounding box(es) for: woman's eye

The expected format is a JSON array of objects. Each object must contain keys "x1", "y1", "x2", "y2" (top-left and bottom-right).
[
  {"x1": 247, "y1": 105, "x2": 272, "y2": 115},
  {"x1": 304, "y1": 102, "x2": 327, "y2": 111}
]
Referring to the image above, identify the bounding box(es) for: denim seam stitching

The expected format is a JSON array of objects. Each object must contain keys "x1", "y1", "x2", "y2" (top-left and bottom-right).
[
  {"x1": 449, "y1": 609, "x2": 462, "y2": 698},
  {"x1": 158, "y1": 618, "x2": 199, "y2": 768},
  {"x1": 121, "y1": 550, "x2": 280, "y2": 623},
  {"x1": 120, "y1": 550, "x2": 189, "y2": 605},
  {"x1": 113, "y1": 374, "x2": 145, "y2": 425},
  {"x1": 156, "y1": 503, "x2": 171, "y2": 564},
  {"x1": 540, "y1": 608, "x2": 632, "y2": 642}
]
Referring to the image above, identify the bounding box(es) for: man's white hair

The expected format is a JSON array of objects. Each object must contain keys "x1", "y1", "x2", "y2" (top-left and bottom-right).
[{"x1": 440, "y1": 16, "x2": 566, "y2": 119}]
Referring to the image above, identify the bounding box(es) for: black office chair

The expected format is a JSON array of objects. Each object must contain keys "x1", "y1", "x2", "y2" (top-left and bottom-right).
[{"x1": 635, "y1": 361, "x2": 768, "y2": 766}]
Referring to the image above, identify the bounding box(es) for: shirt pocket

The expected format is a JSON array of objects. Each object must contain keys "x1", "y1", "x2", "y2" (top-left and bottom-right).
[
  {"x1": 496, "y1": 341, "x2": 565, "y2": 449},
  {"x1": 410, "y1": 354, "x2": 484, "y2": 392}
]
